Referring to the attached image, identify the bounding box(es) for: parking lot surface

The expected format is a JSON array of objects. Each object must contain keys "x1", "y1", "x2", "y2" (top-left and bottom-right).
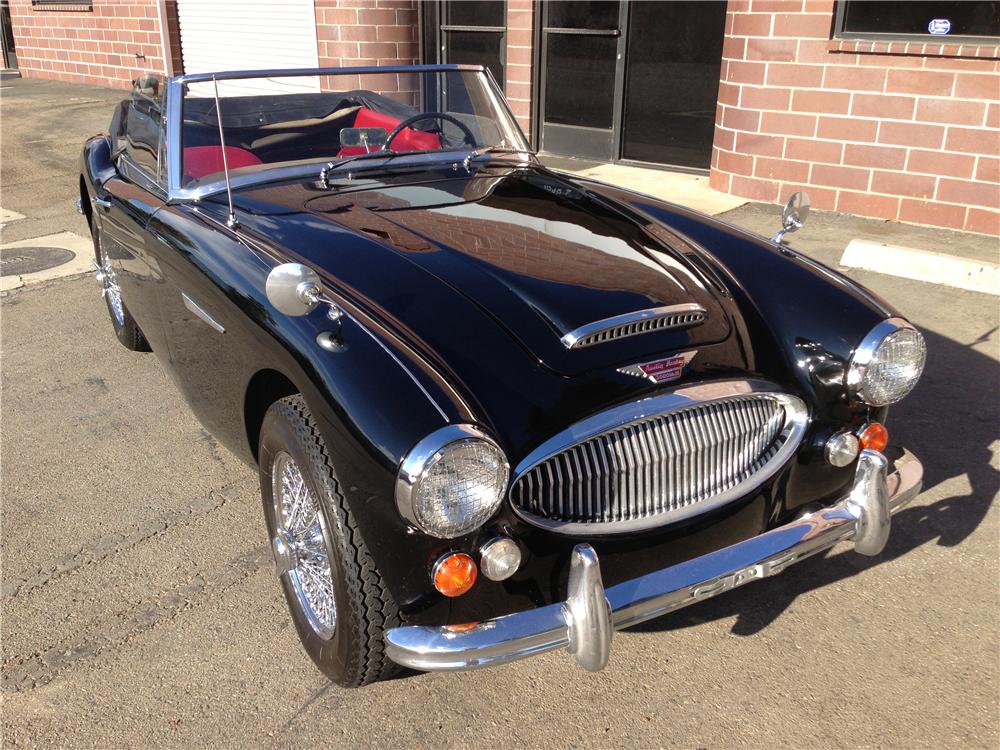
[{"x1": 2, "y1": 77, "x2": 998, "y2": 748}]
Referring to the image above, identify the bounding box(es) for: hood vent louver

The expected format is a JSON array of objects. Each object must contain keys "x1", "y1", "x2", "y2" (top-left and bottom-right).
[{"x1": 560, "y1": 304, "x2": 707, "y2": 350}]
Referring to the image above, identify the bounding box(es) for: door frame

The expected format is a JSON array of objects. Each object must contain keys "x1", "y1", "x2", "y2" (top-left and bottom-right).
[
  {"x1": 1, "y1": 0, "x2": 17, "y2": 71},
  {"x1": 532, "y1": 0, "x2": 719, "y2": 175},
  {"x1": 419, "y1": 1, "x2": 508, "y2": 86}
]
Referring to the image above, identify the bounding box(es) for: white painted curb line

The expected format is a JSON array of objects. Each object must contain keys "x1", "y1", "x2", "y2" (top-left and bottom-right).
[{"x1": 841, "y1": 239, "x2": 999, "y2": 296}]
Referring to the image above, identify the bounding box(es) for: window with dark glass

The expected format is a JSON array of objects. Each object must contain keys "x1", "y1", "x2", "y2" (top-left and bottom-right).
[
  {"x1": 545, "y1": 0, "x2": 620, "y2": 30},
  {"x1": 31, "y1": 0, "x2": 91, "y2": 7},
  {"x1": 835, "y1": 1, "x2": 999, "y2": 40}
]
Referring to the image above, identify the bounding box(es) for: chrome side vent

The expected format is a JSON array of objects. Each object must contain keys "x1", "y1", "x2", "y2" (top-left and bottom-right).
[{"x1": 560, "y1": 304, "x2": 707, "y2": 349}]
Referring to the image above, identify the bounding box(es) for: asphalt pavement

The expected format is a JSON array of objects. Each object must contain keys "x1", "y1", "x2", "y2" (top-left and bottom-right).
[{"x1": 2, "y1": 76, "x2": 998, "y2": 749}]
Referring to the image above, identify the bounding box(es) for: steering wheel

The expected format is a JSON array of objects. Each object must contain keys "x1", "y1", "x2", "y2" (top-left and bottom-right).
[{"x1": 382, "y1": 112, "x2": 476, "y2": 152}]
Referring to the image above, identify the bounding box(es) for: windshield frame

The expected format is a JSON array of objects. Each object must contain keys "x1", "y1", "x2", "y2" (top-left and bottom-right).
[{"x1": 164, "y1": 64, "x2": 532, "y2": 202}]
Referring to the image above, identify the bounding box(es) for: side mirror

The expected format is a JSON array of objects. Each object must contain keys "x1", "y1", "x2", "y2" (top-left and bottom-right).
[
  {"x1": 265, "y1": 263, "x2": 343, "y2": 320},
  {"x1": 772, "y1": 191, "x2": 810, "y2": 244}
]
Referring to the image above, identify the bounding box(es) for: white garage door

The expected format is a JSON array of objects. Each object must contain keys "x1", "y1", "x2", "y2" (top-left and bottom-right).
[{"x1": 177, "y1": 0, "x2": 320, "y2": 95}]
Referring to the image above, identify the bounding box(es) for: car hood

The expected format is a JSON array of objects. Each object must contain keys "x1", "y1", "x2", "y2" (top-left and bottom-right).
[{"x1": 230, "y1": 164, "x2": 733, "y2": 377}]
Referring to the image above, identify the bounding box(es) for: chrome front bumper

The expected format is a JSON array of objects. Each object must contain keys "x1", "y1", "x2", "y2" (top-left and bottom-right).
[{"x1": 385, "y1": 448, "x2": 923, "y2": 673}]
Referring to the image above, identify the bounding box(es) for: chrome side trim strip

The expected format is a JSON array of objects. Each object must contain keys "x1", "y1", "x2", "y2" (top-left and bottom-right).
[
  {"x1": 384, "y1": 448, "x2": 923, "y2": 672},
  {"x1": 181, "y1": 292, "x2": 225, "y2": 334},
  {"x1": 560, "y1": 303, "x2": 707, "y2": 349}
]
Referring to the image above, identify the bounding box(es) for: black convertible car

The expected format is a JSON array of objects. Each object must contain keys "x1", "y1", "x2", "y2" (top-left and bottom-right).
[{"x1": 80, "y1": 65, "x2": 926, "y2": 686}]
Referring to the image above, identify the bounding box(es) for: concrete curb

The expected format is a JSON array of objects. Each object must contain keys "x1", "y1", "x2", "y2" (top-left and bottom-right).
[{"x1": 840, "y1": 239, "x2": 999, "y2": 297}]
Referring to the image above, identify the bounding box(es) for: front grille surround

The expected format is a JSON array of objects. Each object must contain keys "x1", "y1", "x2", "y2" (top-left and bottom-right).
[{"x1": 508, "y1": 380, "x2": 809, "y2": 535}]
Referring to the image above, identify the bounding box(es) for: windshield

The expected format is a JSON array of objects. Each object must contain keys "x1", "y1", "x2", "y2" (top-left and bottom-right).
[{"x1": 179, "y1": 68, "x2": 529, "y2": 189}]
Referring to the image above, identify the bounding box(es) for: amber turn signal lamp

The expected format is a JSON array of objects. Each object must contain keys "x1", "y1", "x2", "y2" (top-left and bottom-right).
[
  {"x1": 433, "y1": 552, "x2": 478, "y2": 597},
  {"x1": 858, "y1": 422, "x2": 889, "y2": 452}
]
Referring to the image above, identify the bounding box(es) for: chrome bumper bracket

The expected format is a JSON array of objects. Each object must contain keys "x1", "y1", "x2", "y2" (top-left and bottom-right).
[
  {"x1": 848, "y1": 449, "x2": 891, "y2": 555},
  {"x1": 562, "y1": 544, "x2": 613, "y2": 672},
  {"x1": 385, "y1": 448, "x2": 923, "y2": 674}
]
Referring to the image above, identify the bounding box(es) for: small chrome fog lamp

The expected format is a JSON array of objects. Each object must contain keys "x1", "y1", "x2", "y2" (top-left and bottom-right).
[
  {"x1": 479, "y1": 537, "x2": 522, "y2": 581},
  {"x1": 825, "y1": 431, "x2": 860, "y2": 467}
]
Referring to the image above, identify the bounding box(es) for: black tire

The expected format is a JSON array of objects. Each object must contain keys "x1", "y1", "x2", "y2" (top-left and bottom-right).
[
  {"x1": 90, "y1": 212, "x2": 150, "y2": 352},
  {"x1": 258, "y1": 395, "x2": 400, "y2": 687}
]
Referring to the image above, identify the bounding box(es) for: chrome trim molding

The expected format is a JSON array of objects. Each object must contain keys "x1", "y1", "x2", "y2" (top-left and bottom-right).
[
  {"x1": 395, "y1": 424, "x2": 509, "y2": 537},
  {"x1": 560, "y1": 303, "x2": 707, "y2": 349},
  {"x1": 846, "y1": 316, "x2": 921, "y2": 406},
  {"x1": 384, "y1": 447, "x2": 923, "y2": 672},
  {"x1": 181, "y1": 291, "x2": 225, "y2": 334},
  {"x1": 508, "y1": 379, "x2": 809, "y2": 535}
]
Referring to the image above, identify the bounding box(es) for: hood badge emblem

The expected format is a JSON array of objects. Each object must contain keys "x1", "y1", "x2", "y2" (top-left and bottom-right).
[{"x1": 618, "y1": 351, "x2": 697, "y2": 384}]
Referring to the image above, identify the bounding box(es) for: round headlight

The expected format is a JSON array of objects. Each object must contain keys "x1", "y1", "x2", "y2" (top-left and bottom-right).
[
  {"x1": 396, "y1": 425, "x2": 509, "y2": 539},
  {"x1": 847, "y1": 318, "x2": 926, "y2": 406}
]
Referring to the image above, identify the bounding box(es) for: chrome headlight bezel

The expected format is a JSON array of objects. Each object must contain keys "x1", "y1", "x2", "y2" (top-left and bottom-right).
[
  {"x1": 847, "y1": 317, "x2": 927, "y2": 406},
  {"x1": 395, "y1": 424, "x2": 510, "y2": 539}
]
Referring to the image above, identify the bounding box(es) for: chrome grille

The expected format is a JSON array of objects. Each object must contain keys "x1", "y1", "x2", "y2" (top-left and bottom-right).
[{"x1": 510, "y1": 389, "x2": 807, "y2": 534}]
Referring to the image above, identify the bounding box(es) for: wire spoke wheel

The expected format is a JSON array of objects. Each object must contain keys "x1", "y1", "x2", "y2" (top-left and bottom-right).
[
  {"x1": 272, "y1": 451, "x2": 337, "y2": 640},
  {"x1": 97, "y1": 241, "x2": 125, "y2": 328}
]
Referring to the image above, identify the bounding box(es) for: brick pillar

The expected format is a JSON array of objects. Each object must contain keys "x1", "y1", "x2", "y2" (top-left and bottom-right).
[{"x1": 505, "y1": 0, "x2": 534, "y2": 142}]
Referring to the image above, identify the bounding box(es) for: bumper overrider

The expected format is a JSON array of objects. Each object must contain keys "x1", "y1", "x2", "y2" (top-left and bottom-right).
[{"x1": 385, "y1": 448, "x2": 923, "y2": 673}]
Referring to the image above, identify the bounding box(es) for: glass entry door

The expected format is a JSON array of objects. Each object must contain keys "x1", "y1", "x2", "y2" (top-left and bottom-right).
[
  {"x1": 621, "y1": 1, "x2": 726, "y2": 169},
  {"x1": 537, "y1": 1, "x2": 726, "y2": 171},
  {"x1": 1, "y1": 0, "x2": 17, "y2": 71},
  {"x1": 538, "y1": 1, "x2": 624, "y2": 161}
]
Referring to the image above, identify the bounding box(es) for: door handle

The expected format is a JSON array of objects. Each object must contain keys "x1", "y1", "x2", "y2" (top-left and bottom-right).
[{"x1": 93, "y1": 195, "x2": 112, "y2": 211}]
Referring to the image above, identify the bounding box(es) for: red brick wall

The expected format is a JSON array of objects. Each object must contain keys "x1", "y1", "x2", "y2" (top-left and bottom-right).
[
  {"x1": 506, "y1": 0, "x2": 534, "y2": 140},
  {"x1": 8, "y1": 0, "x2": 171, "y2": 89},
  {"x1": 314, "y1": 0, "x2": 417, "y2": 98},
  {"x1": 711, "y1": 0, "x2": 1000, "y2": 235}
]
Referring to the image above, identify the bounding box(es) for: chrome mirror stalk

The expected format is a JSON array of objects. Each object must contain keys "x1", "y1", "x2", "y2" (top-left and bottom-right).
[
  {"x1": 265, "y1": 262, "x2": 345, "y2": 320},
  {"x1": 772, "y1": 190, "x2": 810, "y2": 244}
]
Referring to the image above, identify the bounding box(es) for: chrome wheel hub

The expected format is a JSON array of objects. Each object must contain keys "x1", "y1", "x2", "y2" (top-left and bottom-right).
[
  {"x1": 96, "y1": 242, "x2": 125, "y2": 327},
  {"x1": 272, "y1": 452, "x2": 337, "y2": 640}
]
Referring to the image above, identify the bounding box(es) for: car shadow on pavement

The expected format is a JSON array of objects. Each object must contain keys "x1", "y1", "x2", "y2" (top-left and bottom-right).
[{"x1": 631, "y1": 327, "x2": 999, "y2": 637}]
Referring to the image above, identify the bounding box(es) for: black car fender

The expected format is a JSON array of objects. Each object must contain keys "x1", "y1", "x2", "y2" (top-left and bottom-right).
[{"x1": 146, "y1": 202, "x2": 475, "y2": 621}]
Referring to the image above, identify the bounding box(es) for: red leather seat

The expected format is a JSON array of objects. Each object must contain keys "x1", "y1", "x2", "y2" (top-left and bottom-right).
[
  {"x1": 337, "y1": 107, "x2": 440, "y2": 156},
  {"x1": 183, "y1": 146, "x2": 262, "y2": 180}
]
